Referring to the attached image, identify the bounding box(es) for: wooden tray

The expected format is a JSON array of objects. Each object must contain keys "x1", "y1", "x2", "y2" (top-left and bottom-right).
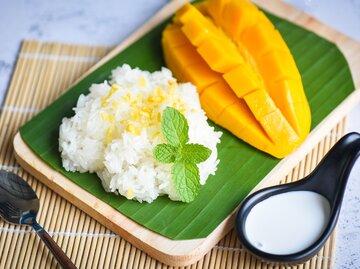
[{"x1": 13, "y1": 0, "x2": 360, "y2": 266}]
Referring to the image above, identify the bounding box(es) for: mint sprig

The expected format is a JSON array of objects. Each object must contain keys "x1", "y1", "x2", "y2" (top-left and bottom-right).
[
  {"x1": 161, "y1": 106, "x2": 189, "y2": 146},
  {"x1": 181, "y1": 144, "x2": 211, "y2": 164},
  {"x1": 153, "y1": 144, "x2": 177, "y2": 163},
  {"x1": 153, "y1": 107, "x2": 212, "y2": 203},
  {"x1": 171, "y1": 162, "x2": 200, "y2": 203}
]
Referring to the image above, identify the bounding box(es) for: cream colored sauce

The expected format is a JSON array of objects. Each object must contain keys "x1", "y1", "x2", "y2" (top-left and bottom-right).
[{"x1": 245, "y1": 191, "x2": 330, "y2": 255}]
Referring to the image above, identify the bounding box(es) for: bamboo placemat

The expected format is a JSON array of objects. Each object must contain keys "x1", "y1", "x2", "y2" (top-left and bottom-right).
[{"x1": 0, "y1": 40, "x2": 344, "y2": 269}]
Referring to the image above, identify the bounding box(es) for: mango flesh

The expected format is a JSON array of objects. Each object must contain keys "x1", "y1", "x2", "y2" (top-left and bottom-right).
[{"x1": 162, "y1": 0, "x2": 311, "y2": 158}]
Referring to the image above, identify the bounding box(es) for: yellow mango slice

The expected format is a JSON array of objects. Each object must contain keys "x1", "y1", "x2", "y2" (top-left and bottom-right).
[
  {"x1": 162, "y1": 41, "x2": 187, "y2": 82},
  {"x1": 179, "y1": 6, "x2": 227, "y2": 48},
  {"x1": 259, "y1": 109, "x2": 299, "y2": 146},
  {"x1": 207, "y1": 0, "x2": 231, "y2": 24},
  {"x1": 162, "y1": 25, "x2": 221, "y2": 93},
  {"x1": 218, "y1": 101, "x2": 273, "y2": 151},
  {"x1": 283, "y1": 99, "x2": 311, "y2": 140},
  {"x1": 243, "y1": 88, "x2": 300, "y2": 148},
  {"x1": 257, "y1": 10, "x2": 273, "y2": 26},
  {"x1": 258, "y1": 51, "x2": 300, "y2": 83},
  {"x1": 217, "y1": 102, "x2": 250, "y2": 134},
  {"x1": 163, "y1": 42, "x2": 203, "y2": 69},
  {"x1": 238, "y1": 123, "x2": 273, "y2": 153},
  {"x1": 197, "y1": 37, "x2": 244, "y2": 73},
  {"x1": 269, "y1": 79, "x2": 306, "y2": 105},
  {"x1": 162, "y1": 24, "x2": 191, "y2": 49},
  {"x1": 181, "y1": 19, "x2": 217, "y2": 47},
  {"x1": 223, "y1": 65, "x2": 260, "y2": 97},
  {"x1": 200, "y1": 80, "x2": 238, "y2": 119},
  {"x1": 177, "y1": 6, "x2": 244, "y2": 74},
  {"x1": 241, "y1": 23, "x2": 289, "y2": 58},
  {"x1": 193, "y1": 2, "x2": 210, "y2": 16},
  {"x1": 220, "y1": 0, "x2": 260, "y2": 39},
  {"x1": 162, "y1": 1, "x2": 311, "y2": 158},
  {"x1": 243, "y1": 89, "x2": 277, "y2": 120},
  {"x1": 173, "y1": 3, "x2": 197, "y2": 25},
  {"x1": 184, "y1": 62, "x2": 221, "y2": 93}
]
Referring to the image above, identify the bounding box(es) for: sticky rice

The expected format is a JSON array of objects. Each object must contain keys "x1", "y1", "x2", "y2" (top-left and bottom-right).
[{"x1": 59, "y1": 64, "x2": 222, "y2": 202}]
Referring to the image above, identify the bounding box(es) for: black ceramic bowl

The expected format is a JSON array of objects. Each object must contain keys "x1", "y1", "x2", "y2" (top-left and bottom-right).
[{"x1": 235, "y1": 132, "x2": 360, "y2": 265}]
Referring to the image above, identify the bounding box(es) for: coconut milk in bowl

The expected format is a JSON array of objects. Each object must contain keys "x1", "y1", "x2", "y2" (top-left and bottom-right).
[{"x1": 236, "y1": 132, "x2": 360, "y2": 264}]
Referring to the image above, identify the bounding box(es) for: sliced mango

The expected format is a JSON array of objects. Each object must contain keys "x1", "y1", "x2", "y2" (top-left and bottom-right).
[
  {"x1": 218, "y1": 101, "x2": 274, "y2": 153},
  {"x1": 184, "y1": 62, "x2": 221, "y2": 93},
  {"x1": 223, "y1": 64, "x2": 261, "y2": 98},
  {"x1": 179, "y1": 6, "x2": 228, "y2": 47},
  {"x1": 162, "y1": 0, "x2": 311, "y2": 158},
  {"x1": 266, "y1": 77, "x2": 310, "y2": 141},
  {"x1": 220, "y1": 0, "x2": 260, "y2": 39},
  {"x1": 181, "y1": 19, "x2": 217, "y2": 47},
  {"x1": 162, "y1": 24, "x2": 191, "y2": 49},
  {"x1": 197, "y1": 37, "x2": 244, "y2": 73},
  {"x1": 200, "y1": 80, "x2": 238, "y2": 119},
  {"x1": 243, "y1": 89, "x2": 277, "y2": 120},
  {"x1": 165, "y1": 44, "x2": 203, "y2": 68},
  {"x1": 207, "y1": 0, "x2": 231, "y2": 24},
  {"x1": 260, "y1": 109, "x2": 299, "y2": 146},
  {"x1": 286, "y1": 99, "x2": 311, "y2": 140},
  {"x1": 193, "y1": 1, "x2": 210, "y2": 16},
  {"x1": 241, "y1": 23, "x2": 290, "y2": 58},
  {"x1": 258, "y1": 51, "x2": 301, "y2": 83}
]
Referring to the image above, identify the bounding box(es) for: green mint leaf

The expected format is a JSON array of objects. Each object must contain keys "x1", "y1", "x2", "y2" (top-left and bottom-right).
[
  {"x1": 172, "y1": 161, "x2": 200, "y2": 203},
  {"x1": 153, "y1": 107, "x2": 209, "y2": 202},
  {"x1": 181, "y1": 143, "x2": 212, "y2": 164},
  {"x1": 161, "y1": 107, "x2": 189, "y2": 147},
  {"x1": 153, "y1": 144, "x2": 177, "y2": 163}
]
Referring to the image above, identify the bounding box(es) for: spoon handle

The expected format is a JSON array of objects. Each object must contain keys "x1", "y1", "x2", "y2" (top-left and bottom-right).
[{"x1": 31, "y1": 222, "x2": 77, "y2": 269}]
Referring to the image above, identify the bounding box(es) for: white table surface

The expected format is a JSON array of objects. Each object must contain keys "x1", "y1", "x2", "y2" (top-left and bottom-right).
[{"x1": 0, "y1": 0, "x2": 359, "y2": 268}]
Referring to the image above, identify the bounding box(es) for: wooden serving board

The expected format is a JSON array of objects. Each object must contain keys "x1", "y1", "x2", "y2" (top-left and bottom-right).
[{"x1": 13, "y1": 0, "x2": 360, "y2": 266}]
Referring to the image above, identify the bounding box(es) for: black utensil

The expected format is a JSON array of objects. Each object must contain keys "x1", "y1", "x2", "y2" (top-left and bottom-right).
[
  {"x1": 236, "y1": 132, "x2": 360, "y2": 265},
  {"x1": 0, "y1": 170, "x2": 77, "y2": 269}
]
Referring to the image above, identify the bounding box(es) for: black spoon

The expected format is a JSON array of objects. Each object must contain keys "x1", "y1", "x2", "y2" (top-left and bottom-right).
[
  {"x1": 0, "y1": 170, "x2": 77, "y2": 269},
  {"x1": 236, "y1": 132, "x2": 360, "y2": 265}
]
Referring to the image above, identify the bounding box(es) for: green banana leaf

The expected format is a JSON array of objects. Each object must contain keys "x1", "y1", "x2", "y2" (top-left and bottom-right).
[{"x1": 20, "y1": 8, "x2": 354, "y2": 240}]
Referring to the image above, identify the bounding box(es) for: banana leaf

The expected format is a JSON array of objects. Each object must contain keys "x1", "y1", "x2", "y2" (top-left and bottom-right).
[{"x1": 20, "y1": 9, "x2": 355, "y2": 240}]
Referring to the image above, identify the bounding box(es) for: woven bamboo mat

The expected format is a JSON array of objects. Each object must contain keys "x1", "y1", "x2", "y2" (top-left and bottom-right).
[{"x1": 0, "y1": 40, "x2": 344, "y2": 269}]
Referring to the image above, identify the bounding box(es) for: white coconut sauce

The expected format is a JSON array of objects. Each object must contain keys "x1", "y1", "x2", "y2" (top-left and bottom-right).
[{"x1": 245, "y1": 191, "x2": 330, "y2": 255}]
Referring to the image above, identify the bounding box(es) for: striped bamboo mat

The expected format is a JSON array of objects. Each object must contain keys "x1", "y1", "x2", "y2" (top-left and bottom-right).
[{"x1": 0, "y1": 40, "x2": 343, "y2": 269}]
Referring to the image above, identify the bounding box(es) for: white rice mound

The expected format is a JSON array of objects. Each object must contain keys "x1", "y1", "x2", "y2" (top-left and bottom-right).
[{"x1": 59, "y1": 64, "x2": 222, "y2": 203}]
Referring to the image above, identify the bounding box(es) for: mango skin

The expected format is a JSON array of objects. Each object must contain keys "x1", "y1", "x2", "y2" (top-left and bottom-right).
[{"x1": 162, "y1": 0, "x2": 311, "y2": 158}]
